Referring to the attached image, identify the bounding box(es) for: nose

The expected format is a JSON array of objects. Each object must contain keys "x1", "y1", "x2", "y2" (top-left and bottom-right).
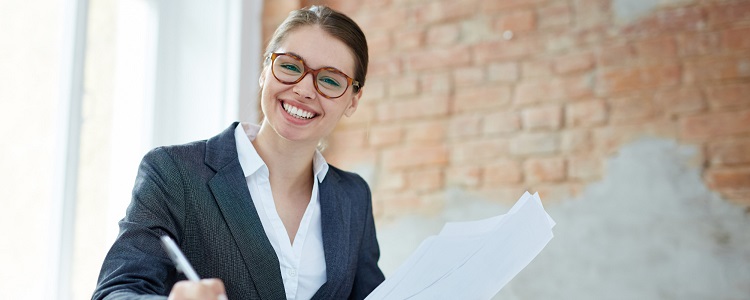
[{"x1": 293, "y1": 73, "x2": 317, "y2": 99}]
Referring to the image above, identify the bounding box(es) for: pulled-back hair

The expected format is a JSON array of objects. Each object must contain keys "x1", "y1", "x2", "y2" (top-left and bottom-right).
[{"x1": 264, "y1": 5, "x2": 368, "y2": 92}]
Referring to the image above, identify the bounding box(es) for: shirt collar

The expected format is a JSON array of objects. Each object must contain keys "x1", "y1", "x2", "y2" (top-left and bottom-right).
[{"x1": 234, "y1": 123, "x2": 329, "y2": 182}]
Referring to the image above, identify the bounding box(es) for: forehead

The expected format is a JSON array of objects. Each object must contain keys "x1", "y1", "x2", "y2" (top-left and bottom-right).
[{"x1": 276, "y1": 25, "x2": 356, "y2": 75}]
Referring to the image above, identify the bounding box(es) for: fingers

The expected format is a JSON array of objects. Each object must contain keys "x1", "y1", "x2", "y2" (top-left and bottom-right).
[{"x1": 168, "y1": 279, "x2": 229, "y2": 300}]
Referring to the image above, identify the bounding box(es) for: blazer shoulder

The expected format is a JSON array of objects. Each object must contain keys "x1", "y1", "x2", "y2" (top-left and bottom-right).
[
  {"x1": 327, "y1": 164, "x2": 368, "y2": 185},
  {"x1": 142, "y1": 140, "x2": 208, "y2": 167}
]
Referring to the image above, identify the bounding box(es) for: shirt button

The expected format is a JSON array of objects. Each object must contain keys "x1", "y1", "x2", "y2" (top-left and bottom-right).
[{"x1": 288, "y1": 269, "x2": 297, "y2": 277}]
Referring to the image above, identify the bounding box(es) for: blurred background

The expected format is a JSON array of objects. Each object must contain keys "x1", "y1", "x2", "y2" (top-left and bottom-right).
[{"x1": 1, "y1": 0, "x2": 748, "y2": 299}]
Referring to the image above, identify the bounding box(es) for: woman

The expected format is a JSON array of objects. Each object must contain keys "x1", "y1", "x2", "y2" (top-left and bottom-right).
[{"x1": 93, "y1": 5, "x2": 384, "y2": 300}]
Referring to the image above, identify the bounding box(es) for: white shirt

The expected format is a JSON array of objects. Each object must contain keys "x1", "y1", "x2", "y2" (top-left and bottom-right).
[{"x1": 234, "y1": 123, "x2": 328, "y2": 300}]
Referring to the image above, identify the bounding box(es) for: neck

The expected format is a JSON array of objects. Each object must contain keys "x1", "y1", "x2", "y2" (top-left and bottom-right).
[{"x1": 252, "y1": 122, "x2": 318, "y2": 190}]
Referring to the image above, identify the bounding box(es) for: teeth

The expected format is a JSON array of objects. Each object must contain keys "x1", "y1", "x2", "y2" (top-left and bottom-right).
[{"x1": 283, "y1": 102, "x2": 315, "y2": 119}]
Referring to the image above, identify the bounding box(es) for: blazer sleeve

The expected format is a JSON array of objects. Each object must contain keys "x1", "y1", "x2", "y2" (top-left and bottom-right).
[
  {"x1": 92, "y1": 147, "x2": 187, "y2": 300},
  {"x1": 349, "y1": 181, "x2": 386, "y2": 300}
]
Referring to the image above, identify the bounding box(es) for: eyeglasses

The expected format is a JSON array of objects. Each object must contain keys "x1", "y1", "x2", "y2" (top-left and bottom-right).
[{"x1": 270, "y1": 52, "x2": 360, "y2": 99}]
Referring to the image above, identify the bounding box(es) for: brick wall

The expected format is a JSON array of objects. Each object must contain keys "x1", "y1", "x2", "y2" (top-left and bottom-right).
[{"x1": 263, "y1": 0, "x2": 750, "y2": 219}]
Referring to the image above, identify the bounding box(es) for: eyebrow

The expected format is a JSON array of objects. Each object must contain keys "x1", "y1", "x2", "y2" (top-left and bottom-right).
[{"x1": 285, "y1": 51, "x2": 350, "y2": 75}]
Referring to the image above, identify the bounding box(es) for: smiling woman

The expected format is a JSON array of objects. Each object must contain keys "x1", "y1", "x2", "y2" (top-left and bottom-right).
[{"x1": 92, "y1": 5, "x2": 384, "y2": 300}]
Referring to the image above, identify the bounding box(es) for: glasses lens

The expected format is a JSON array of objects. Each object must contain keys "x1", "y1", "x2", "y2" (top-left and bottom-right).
[
  {"x1": 316, "y1": 69, "x2": 348, "y2": 98},
  {"x1": 271, "y1": 53, "x2": 351, "y2": 99},
  {"x1": 272, "y1": 54, "x2": 304, "y2": 83}
]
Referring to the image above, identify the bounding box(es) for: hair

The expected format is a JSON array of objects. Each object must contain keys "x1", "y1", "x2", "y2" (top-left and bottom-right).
[{"x1": 263, "y1": 5, "x2": 368, "y2": 93}]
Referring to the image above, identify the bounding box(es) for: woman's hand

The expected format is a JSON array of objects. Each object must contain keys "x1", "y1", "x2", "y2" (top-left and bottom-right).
[{"x1": 168, "y1": 279, "x2": 229, "y2": 300}]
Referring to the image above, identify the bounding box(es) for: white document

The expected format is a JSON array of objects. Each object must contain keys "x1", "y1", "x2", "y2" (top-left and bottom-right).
[{"x1": 366, "y1": 192, "x2": 555, "y2": 300}]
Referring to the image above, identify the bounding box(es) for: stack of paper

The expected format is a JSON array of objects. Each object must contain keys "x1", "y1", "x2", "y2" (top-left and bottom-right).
[{"x1": 366, "y1": 192, "x2": 555, "y2": 300}]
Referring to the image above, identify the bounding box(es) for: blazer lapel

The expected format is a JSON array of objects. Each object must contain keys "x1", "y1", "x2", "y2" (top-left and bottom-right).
[
  {"x1": 206, "y1": 123, "x2": 286, "y2": 300},
  {"x1": 312, "y1": 170, "x2": 351, "y2": 299}
]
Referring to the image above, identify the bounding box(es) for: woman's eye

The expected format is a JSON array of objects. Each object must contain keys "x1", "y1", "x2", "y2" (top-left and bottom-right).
[
  {"x1": 281, "y1": 63, "x2": 301, "y2": 73},
  {"x1": 319, "y1": 76, "x2": 341, "y2": 87}
]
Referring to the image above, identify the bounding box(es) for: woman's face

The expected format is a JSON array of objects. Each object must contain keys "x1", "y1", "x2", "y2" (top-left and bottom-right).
[{"x1": 259, "y1": 25, "x2": 361, "y2": 145}]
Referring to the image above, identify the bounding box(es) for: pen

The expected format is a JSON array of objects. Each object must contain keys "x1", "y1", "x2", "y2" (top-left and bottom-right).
[{"x1": 160, "y1": 235, "x2": 201, "y2": 281}]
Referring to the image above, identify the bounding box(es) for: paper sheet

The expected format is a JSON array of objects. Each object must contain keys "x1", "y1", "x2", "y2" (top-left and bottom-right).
[{"x1": 366, "y1": 192, "x2": 555, "y2": 300}]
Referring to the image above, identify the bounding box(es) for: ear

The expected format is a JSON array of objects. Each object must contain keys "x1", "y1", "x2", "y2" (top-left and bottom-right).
[{"x1": 344, "y1": 88, "x2": 362, "y2": 117}]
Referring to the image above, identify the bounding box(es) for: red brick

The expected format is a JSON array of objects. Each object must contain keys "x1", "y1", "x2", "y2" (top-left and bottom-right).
[
  {"x1": 706, "y1": 167, "x2": 750, "y2": 190},
  {"x1": 515, "y1": 80, "x2": 560, "y2": 104},
  {"x1": 412, "y1": 0, "x2": 478, "y2": 24},
  {"x1": 625, "y1": 6, "x2": 706, "y2": 34},
  {"x1": 538, "y1": 2, "x2": 572, "y2": 29},
  {"x1": 376, "y1": 95, "x2": 450, "y2": 122},
  {"x1": 325, "y1": 148, "x2": 378, "y2": 172},
  {"x1": 704, "y1": 83, "x2": 750, "y2": 109},
  {"x1": 406, "y1": 46, "x2": 472, "y2": 71},
  {"x1": 634, "y1": 36, "x2": 678, "y2": 59},
  {"x1": 383, "y1": 144, "x2": 449, "y2": 169},
  {"x1": 484, "y1": 160, "x2": 523, "y2": 185},
  {"x1": 708, "y1": 139, "x2": 750, "y2": 166},
  {"x1": 368, "y1": 55, "x2": 402, "y2": 77},
  {"x1": 573, "y1": 0, "x2": 610, "y2": 29},
  {"x1": 522, "y1": 59, "x2": 553, "y2": 78},
  {"x1": 566, "y1": 100, "x2": 607, "y2": 127},
  {"x1": 328, "y1": 128, "x2": 367, "y2": 150},
  {"x1": 473, "y1": 38, "x2": 541, "y2": 63},
  {"x1": 406, "y1": 168, "x2": 444, "y2": 191},
  {"x1": 448, "y1": 113, "x2": 482, "y2": 139},
  {"x1": 510, "y1": 133, "x2": 560, "y2": 155},
  {"x1": 446, "y1": 165, "x2": 482, "y2": 187},
  {"x1": 653, "y1": 88, "x2": 706, "y2": 115},
  {"x1": 684, "y1": 56, "x2": 750, "y2": 82},
  {"x1": 362, "y1": 79, "x2": 386, "y2": 101},
  {"x1": 454, "y1": 85, "x2": 512, "y2": 113},
  {"x1": 488, "y1": 62, "x2": 519, "y2": 82},
  {"x1": 393, "y1": 28, "x2": 424, "y2": 50},
  {"x1": 597, "y1": 44, "x2": 637, "y2": 67},
  {"x1": 722, "y1": 27, "x2": 750, "y2": 51},
  {"x1": 680, "y1": 110, "x2": 750, "y2": 139},
  {"x1": 377, "y1": 191, "x2": 435, "y2": 218},
  {"x1": 318, "y1": 0, "x2": 361, "y2": 15},
  {"x1": 597, "y1": 63, "x2": 681, "y2": 94},
  {"x1": 677, "y1": 31, "x2": 721, "y2": 57},
  {"x1": 561, "y1": 129, "x2": 593, "y2": 153},
  {"x1": 483, "y1": 111, "x2": 521, "y2": 134},
  {"x1": 554, "y1": 51, "x2": 595, "y2": 74},
  {"x1": 405, "y1": 120, "x2": 447, "y2": 143},
  {"x1": 367, "y1": 31, "x2": 391, "y2": 56},
  {"x1": 420, "y1": 72, "x2": 452, "y2": 95},
  {"x1": 369, "y1": 126, "x2": 403, "y2": 147},
  {"x1": 357, "y1": 8, "x2": 409, "y2": 31},
  {"x1": 494, "y1": 9, "x2": 536, "y2": 33},
  {"x1": 567, "y1": 155, "x2": 603, "y2": 180},
  {"x1": 388, "y1": 76, "x2": 419, "y2": 97},
  {"x1": 524, "y1": 157, "x2": 566, "y2": 182},
  {"x1": 426, "y1": 23, "x2": 461, "y2": 46},
  {"x1": 453, "y1": 66, "x2": 485, "y2": 87},
  {"x1": 593, "y1": 122, "x2": 678, "y2": 154},
  {"x1": 720, "y1": 189, "x2": 750, "y2": 206},
  {"x1": 608, "y1": 93, "x2": 655, "y2": 125},
  {"x1": 376, "y1": 170, "x2": 405, "y2": 191},
  {"x1": 708, "y1": 1, "x2": 750, "y2": 27},
  {"x1": 451, "y1": 138, "x2": 510, "y2": 163},
  {"x1": 516, "y1": 75, "x2": 593, "y2": 104},
  {"x1": 522, "y1": 105, "x2": 563, "y2": 130},
  {"x1": 481, "y1": 0, "x2": 545, "y2": 12}
]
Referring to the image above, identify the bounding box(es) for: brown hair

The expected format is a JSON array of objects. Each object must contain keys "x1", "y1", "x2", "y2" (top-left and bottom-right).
[{"x1": 264, "y1": 5, "x2": 368, "y2": 92}]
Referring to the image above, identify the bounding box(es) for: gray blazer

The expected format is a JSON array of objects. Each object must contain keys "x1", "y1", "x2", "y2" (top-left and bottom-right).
[{"x1": 93, "y1": 123, "x2": 384, "y2": 300}]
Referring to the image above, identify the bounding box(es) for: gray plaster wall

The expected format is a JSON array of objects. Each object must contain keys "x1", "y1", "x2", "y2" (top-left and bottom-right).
[{"x1": 376, "y1": 138, "x2": 750, "y2": 299}]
